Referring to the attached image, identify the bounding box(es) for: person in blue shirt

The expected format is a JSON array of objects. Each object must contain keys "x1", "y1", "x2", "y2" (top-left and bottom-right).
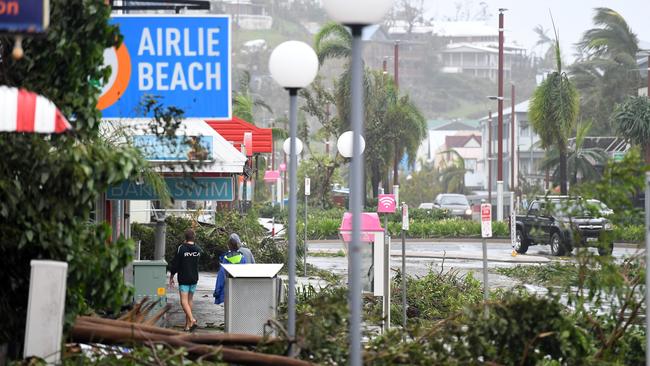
[{"x1": 213, "y1": 234, "x2": 247, "y2": 304}]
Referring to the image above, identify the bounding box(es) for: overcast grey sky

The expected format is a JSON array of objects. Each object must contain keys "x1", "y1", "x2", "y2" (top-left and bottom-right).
[{"x1": 422, "y1": 0, "x2": 650, "y2": 60}]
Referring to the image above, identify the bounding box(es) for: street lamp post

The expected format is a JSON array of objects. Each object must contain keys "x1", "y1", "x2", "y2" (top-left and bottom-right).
[
  {"x1": 497, "y1": 8, "x2": 507, "y2": 221},
  {"x1": 269, "y1": 41, "x2": 318, "y2": 355},
  {"x1": 322, "y1": 2, "x2": 393, "y2": 365}
]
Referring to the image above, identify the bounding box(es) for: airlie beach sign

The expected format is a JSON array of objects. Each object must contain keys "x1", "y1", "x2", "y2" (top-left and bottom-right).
[
  {"x1": 107, "y1": 177, "x2": 234, "y2": 201},
  {"x1": 98, "y1": 15, "x2": 231, "y2": 119}
]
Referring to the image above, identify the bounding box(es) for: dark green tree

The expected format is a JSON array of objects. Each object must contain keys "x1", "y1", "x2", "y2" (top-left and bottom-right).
[
  {"x1": 0, "y1": 0, "x2": 148, "y2": 353},
  {"x1": 612, "y1": 96, "x2": 650, "y2": 164},
  {"x1": 571, "y1": 8, "x2": 641, "y2": 134},
  {"x1": 539, "y1": 121, "x2": 609, "y2": 185}
]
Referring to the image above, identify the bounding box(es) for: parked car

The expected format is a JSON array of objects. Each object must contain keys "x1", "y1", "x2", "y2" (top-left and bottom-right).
[
  {"x1": 433, "y1": 194, "x2": 472, "y2": 219},
  {"x1": 514, "y1": 196, "x2": 614, "y2": 256},
  {"x1": 418, "y1": 203, "x2": 434, "y2": 210},
  {"x1": 257, "y1": 218, "x2": 285, "y2": 239}
]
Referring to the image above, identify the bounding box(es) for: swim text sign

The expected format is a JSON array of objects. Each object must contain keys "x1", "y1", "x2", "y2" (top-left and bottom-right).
[
  {"x1": 98, "y1": 15, "x2": 231, "y2": 119},
  {"x1": 107, "y1": 177, "x2": 233, "y2": 201}
]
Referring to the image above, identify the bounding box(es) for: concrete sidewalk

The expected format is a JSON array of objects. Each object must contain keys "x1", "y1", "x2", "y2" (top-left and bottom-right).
[{"x1": 165, "y1": 271, "x2": 330, "y2": 331}]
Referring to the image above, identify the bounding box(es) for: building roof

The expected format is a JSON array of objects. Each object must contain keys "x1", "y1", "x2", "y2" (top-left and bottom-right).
[
  {"x1": 567, "y1": 136, "x2": 629, "y2": 152},
  {"x1": 433, "y1": 120, "x2": 480, "y2": 131},
  {"x1": 445, "y1": 134, "x2": 481, "y2": 148},
  {"x1": 388, "y1": 20, "x2": 496, "y2": 38},
  {"x1": 479, "y1": 99, "x2": 530, "y2": 121},
  {"x1": 442, "y1": 42, "x2": 522, "y2": 54},
  {"x1": 205, "y1": 116, "x2": 273, "y2": 154}
]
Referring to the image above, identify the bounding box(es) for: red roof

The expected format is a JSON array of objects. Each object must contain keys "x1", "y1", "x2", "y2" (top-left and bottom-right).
[
  {"x1": 205, "y1": 117, "x2": 273, "y2": 154},
  {"x1": 445, "y1": 134, "x2": 481, "y2": 148}
]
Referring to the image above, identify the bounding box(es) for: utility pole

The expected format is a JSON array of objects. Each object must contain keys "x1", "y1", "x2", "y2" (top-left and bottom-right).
[
  {"x1": 394, "y1": 41, "x2": 399, "y2": 90},
  {"x1": 497, "y1": 8, "x2": 507, "y2": 221},
  {"x1": 511, "y1": 83, "x2": 516, "y2": 192},
  {"x1": 488, "y1": 110, "x2": 492, "y2": 204}
]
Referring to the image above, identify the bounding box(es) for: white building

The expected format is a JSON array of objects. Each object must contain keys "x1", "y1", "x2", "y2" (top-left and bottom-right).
[
  {"x1": 478, "y1": 100, "x2": 546, "y2": 192},
  {"x1": 415, "y1": 120, "x2": 484, "y2": 189},
  {"x1": 387, "y1": 20, "x2": 526, "y2": 80}
]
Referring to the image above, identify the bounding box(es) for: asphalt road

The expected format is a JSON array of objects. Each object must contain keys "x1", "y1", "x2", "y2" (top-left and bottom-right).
[{"x1": 306, "y1": 240, "x2": 642, "y2": 290}]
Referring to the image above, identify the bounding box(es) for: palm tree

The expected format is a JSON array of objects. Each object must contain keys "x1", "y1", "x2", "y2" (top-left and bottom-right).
[
  {"x1": 438, "y1": 149, "x2": 467, "y2": 193},
  {"x1": 576, "y1": 7, "x2": 639, "y2": 60},
  {"x1": 232, "y1": 71, "x2": 272, "y2": 124},
  {"x1": 314, "y1": 21, "x2": 352, "y2": 65},
  {"x1": 387, "y1": 94, "x2": 427, "y2": 188},
  {"x1": 529, "y1": 21, "x2": 580, "y2": 195},
  {"x1": 572, "y1": 8, "x2": 640, "y2": 134},
  {"x1": 612, "y1": 96, "x2": 650, "y2": 164},
  {"x1": 539, "y1": 121, "x2": 609, "y2": 186}
]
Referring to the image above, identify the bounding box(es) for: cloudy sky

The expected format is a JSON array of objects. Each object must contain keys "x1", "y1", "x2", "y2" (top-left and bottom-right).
[{"x1": 421, "y1": 0, "x2": 650, "y2": 60}]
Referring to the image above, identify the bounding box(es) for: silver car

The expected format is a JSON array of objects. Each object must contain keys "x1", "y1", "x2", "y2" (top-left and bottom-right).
[{"x1": 433, "y1": 194, "x2": 472, "y2": 219}]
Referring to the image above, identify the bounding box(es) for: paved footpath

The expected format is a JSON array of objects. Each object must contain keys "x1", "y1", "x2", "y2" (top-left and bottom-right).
[{"x1": 165, "y1": 271, "x2": 328, "y2": 331}]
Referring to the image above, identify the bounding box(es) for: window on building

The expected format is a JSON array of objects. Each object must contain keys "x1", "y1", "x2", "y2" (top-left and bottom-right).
[
  {"x1": 520, "y1": 124, "x2": 529, "y2": 136},
  {"x1": 466, "y1": 159, "x2": 477, "y2": 173}
]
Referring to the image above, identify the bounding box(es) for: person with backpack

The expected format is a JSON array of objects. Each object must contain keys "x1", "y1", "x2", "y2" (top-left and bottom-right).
[
  {"x1": 168, "y1": 229, "x2": 201, "y2": 332},
  {"x1": 213, "y1": 233, "x2": 247, "y2": 304}
]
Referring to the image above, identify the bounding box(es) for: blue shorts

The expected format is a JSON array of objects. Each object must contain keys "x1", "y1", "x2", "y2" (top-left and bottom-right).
[{"x1": 179, "y1": 284, "x2": 197, "y2": 293}]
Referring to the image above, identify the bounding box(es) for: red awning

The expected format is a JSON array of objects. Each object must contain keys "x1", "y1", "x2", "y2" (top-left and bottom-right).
[
  {"x1": 205, "y1": 116, "x2": 273, "y2": 154},
  {"x1": 0, "y1": 86, "x2": 72, "y2": 134}
]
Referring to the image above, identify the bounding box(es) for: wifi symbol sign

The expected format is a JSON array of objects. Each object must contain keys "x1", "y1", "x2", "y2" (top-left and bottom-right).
[{"x1": 377, "y1": 194, "x2": 396, "y2": 213}]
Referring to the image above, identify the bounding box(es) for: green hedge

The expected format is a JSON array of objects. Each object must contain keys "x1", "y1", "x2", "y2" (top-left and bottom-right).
[{"x1": 131, "y1": 210, "x2": 294, "y2": 271}]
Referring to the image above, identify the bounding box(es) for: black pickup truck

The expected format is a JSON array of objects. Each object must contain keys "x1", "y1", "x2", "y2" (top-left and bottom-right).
[{"x1": 513, "y1": 197, "x2": 614, "y2": 256}]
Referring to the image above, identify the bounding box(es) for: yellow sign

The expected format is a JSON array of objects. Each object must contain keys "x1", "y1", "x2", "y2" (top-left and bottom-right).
[{"x1": 157, "y1": 287, "x2": 166, "y2": 296}]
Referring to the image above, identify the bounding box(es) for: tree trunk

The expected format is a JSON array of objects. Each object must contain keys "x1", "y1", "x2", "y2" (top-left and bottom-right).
[
  {"x1": 371, "y1": 168, "x2": 381, "y2": 199},
  {"x1": 645, "y1": 145, "x2": 650, "y2": 165},
  {"x1": 393, "y1": 146, "x2": 400, "y2": 188},
  {"x1": 559, "y1": 148, "x2": 568, "y2": 195}
]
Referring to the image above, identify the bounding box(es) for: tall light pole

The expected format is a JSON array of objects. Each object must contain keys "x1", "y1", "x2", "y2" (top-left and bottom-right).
[
  {"x1": 487, "y1": 110, "x2": 492, "y2": 204},
  {"x1": 269, "y1": 41, "x2": 318, "y2": 354},
  {"x1": 497, "y1": 8, "x2": 507, "y2": 221},
  {"x1": 322, "y1": 1, "x2": 394, "y2": 365},
  {"x1": 511, "y1": 83, "x2": 516, "y2": 193}
]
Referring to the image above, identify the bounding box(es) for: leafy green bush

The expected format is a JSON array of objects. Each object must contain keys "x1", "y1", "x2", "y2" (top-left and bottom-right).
[
  {"x1": 389, "y1": 269, "x2": 484, "y2": 326},
  {"x1": 612, "y1": 224, "x2": 644, "y2": 242},
  {"x1": 132, "y1": 210, "x2": 271, "y2": 271},
  {"x1": 367, "y1": 293, "x2": 592, "y2": 365}
]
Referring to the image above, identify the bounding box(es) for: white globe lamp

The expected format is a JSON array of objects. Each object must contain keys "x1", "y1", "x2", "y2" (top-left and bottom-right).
[
  {"x1": 336, "y1": 131, "x2": 365, "y2": 158},
  {"x1": 269, "y1": 41, "x2": 319, "y2": 89},
  {"x1": 283, "y1": 137, "x2": 303, "y2": 155},
  {"x1": 322, "y1": 0, "x2": 393, "y2": 25}
]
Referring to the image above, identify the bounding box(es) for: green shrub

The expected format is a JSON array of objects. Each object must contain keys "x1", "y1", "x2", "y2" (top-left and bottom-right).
[
  {"x1": 132, "y1": 210, "x2": 271, "y2": 271},
  {"x1": 390, "y1": 268, "x2": 484, "y2": 326},
  {"x1": 612, "y1": 224, "x2": 643, "y2": 243}
]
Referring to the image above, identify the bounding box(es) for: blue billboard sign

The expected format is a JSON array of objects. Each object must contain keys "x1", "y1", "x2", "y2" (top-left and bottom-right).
[
  {"x1": 133, "y1": 135, "x2": 213, "y2": 161},
  {"x1": 0, "y1": 0, "x2": 48, "y2": 33},
  {"x1": 98, "y1": 15, "x2": 231, "y2": 119},
  {"x1": 107, "y1": 177, "x2": 234, "y2": 201}
]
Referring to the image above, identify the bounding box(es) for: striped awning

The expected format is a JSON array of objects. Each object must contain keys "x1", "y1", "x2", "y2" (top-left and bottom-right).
[{"x1": 0, "y1": 86, "x2": 72, "y2": 134}]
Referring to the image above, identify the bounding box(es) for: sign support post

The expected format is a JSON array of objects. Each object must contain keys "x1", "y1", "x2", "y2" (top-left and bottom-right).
[
  {"x1": 401, "y1": 203, "x2": 408, "y2": 331},
  {"x1": 377, "y1": 193, "x2": 396, "y2": 333},
  {"x1": 645, "y1": 173, "x2": 650, "y2": 365},
  {"x1": 480, "y1": 200, "x2": 492, "y2": 317},
  {"x1": 304, "y1": 177, "x2": 310, "y2": 277}
]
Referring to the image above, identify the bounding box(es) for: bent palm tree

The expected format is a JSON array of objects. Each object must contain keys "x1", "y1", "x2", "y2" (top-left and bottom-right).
[
  {"x1": 314, "y1": 21, "x2": 352, "y2": 65},
  {"x1": 576, "y1": 7, "x2": 639, "y2": 60}
]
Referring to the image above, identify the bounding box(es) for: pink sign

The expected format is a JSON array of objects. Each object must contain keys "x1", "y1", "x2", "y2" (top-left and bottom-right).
[{"x1": 377, "y1": 194, "x2": 396, "y2": 213}]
